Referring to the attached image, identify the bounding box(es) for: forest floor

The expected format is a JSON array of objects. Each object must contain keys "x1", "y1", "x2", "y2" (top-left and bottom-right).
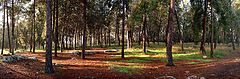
[{"x1": 0, "y1": 47, "x2": 240, "y2": 79}]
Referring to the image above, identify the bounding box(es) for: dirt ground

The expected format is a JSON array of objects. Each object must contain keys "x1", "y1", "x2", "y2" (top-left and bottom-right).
[{"x1": 0, "y1": 49, "x2": 240, "y2": 79}]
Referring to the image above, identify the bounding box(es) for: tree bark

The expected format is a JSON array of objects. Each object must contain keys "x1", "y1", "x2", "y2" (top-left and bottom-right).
[
  {"x1": 1, "y1": 0, "x2": 6, "y2": 55},
  {"x1": 54, "y1": 0, "x2": 59, "y2": 56},
  {"x1": 210, "y1": 1, "x2": 214, "y2": 58},
  {"x1": 232, "y1": 29, "x2": 236, "y2": 50},
  {"x1": 7, "y1": 3, "x2": 12, "y2": 54},
  {"x1": 45, "y1": 0, "x2": 54, "y2": 74},
  {"x1": 121, "y1": 0, "x2": 126, "y2": 59},
  {"x1": 166, "y1": 0, "x2": 175, "y2": 66},
  {"x1": 200, "y1": 0, "x2": 208, "y2": 57},
  {"x1": 82, "y1": 0, "x2": 87, "y2": 59},
  {"x1": 11, "y1": 0, "x2": 15, "y2": 54},
  {"x1": 32, "y1": 0, "x2": 36, "y2": 53},
  {"x1": 142, "y1": 1, "x2": 147, "y2": 53}
]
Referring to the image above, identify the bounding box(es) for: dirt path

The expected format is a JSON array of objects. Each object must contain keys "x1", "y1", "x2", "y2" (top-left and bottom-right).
[
  {"x1": 0, "y1": 50, "x2": 239, "y2": 79},
  {"x1": 199, "y1": 51, "x2": 240, "y2": 79}
]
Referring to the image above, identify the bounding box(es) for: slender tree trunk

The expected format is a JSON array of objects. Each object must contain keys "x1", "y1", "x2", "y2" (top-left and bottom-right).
[
  {"x1": 210, "y1": 1, "x2": 214, "y2": 58},
  {"x1": 200, "y1": 0, "x2": 208, "y2": 57},
  {"x1": 82, "y1": 0, "x2": 87, "y2": 59},
  {"x1": 16, "y1": 1, "x2": 20, "y2": 50},
  {"x1": 7, "y1": 3, "x2": 12, "y2": 54},
  {"x1": 74, "y1": 33, "x2": 77, "y2": 50},
  {"x1": 166, "y1": 0, "x2": 175, "y2": 66},
  {"x1": 11, "y1": 0, "x2": 15, "y2": 54},
  {"x1": 54, "y1": 0, "x2": 59, "y2": 56},
  {"x1": 60, "y1": 35, "x2": 64, "y2": 52},
  {"x1": 32, "y1": 0, "x2": 36, "y2": 53},
  {"x1": 232, "y1": 29, "x2": 236, "y2": 50},
  {"x1": 121, "y1": 0, "x2": 126, "y2": 59},
  {"x1": 45, "y1": 0, "x2": 54, "y2": 74},
  {"x1": 1, "y1": 0, "x2": 6, "y2": 55},
  {"x1": 142, "y1": 1, "x2": 147, "y2": 53}
]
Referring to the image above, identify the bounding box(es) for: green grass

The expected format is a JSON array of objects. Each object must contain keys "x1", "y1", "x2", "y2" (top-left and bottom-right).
[
  {"x1": 187, "y1": 62, "x2": 199, "y2": 65},
  {"x1": 123, "y1": 57, "x2": 161, "y2": 63},
  {"x1": 111, "y1": 43, "x2": 233, "y2": 65},
  {"x1": 110, "y1": 65, "x2": 142, "y2": 74}
]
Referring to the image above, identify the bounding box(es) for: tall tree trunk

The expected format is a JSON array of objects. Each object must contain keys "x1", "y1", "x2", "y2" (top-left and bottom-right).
[
  {"x1": 82, "y1": 0, "x2": 87, "y2": 59},
  {"x1": 210, "y1": 1, "x2": 214, "y2": 58},
  {"x1": 32, "y1": 0, "x2": 36, "y2": 53},
  {"x1": 200, "y1": 0, "x2": 208, "y2": 57},
  {"x1": 45, "y1": 0, "x2": 54, "y2": 74},
  {"x1": 1, "y1": 0, "x2": 6, "y2": 55},
  {"x1": 7, "y1": 3, "x2": 12, "y2": 54},
  {"x1": 16, "y1": 1, "x2": 20, "y2": 50},
  {"x1": 166, "y1": 0, "x2": 175, "y2": 66},
  {"x1": 121, "y1": 0, "x2": 126, "y2": 59},
  {"x1": 142, "y1": 1, "x2": 147, "y2": 53},
  {"x1": 11, "y1": 0, "x2": 15, "y2": 54},
  {"x1": 54, "y1": 0, "x2": 59, "y2": 56}
]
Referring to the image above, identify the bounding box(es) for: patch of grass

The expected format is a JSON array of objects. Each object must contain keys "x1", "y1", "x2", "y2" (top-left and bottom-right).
[
  {"x1": 173, "y1": 53, "x2": 203, "y2": 61},
  {"x1": 125, "y1": 59, "x2": 148, "y2": 63},
  {"x1": 187, "y1": 62, "x2": 199, "y2": 65},
  {"x1": 123, "y1": 57, "x2": 162, "y2": 63},
  {"x1": 198, "y1": 59, "x2": 212, "y2": 63},
  {"x1": 110, "y1": 65, "x2": 142, "y2": 74},
  {"x1": 211, "y1": 49, "x2": 230, "y2": 58}
]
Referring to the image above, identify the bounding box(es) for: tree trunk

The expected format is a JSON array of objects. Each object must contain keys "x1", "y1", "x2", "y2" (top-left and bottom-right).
[
  {"x1": 11, "y1": 0, "x2": 15, "y2": 54},
  {"x1": 232, "y1": 29, "x2": 236, "y2": 50},
  {"x1": 166, "y1": 0, "x2": 175, "y2": 66},
  {"x1": 81, "y1": 0, "x2": 87, "y2": 59},
  {"x1": 54, "y1": 0, "x2": 59, "y2": 57},
  {"x1": 45, "y1": 0, "x2": 54, "y2": 74},
  {"x1": 121, "y1": 0, "x2": 126, "y2": 59},
  {"x1": 60, "y1": 35, "x2": 64, "y2": 52},
  {"x1": 1, "y1": 0, "x2": 6, "y2": 55},
  {"x1": 210, "y1": 1, "x2": 214, "y2": 58},
  {"x1": 7, "y1": 3, "x2": 12, "y2": 54},
  {"x1": 142, "y1": 1, "x2": 147, "y2": 53},
  {"x1": 200, "y1": 0, "x2": 208, "y2": 57}
]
